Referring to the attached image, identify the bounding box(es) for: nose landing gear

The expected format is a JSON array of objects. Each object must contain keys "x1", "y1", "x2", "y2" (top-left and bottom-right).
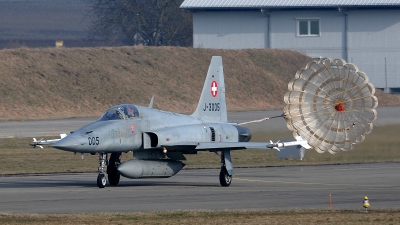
[
  {"x1": 96, "y1": 153, "x2": 121, "y2": 188},
  {"x1": 97, "y1": 153, "x2": 108, "y2": 188}
]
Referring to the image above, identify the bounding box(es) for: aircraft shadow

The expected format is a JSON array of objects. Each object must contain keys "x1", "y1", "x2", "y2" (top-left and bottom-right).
[{"x1": 0, "y1": 178, "x2": 220, "y2": 189}]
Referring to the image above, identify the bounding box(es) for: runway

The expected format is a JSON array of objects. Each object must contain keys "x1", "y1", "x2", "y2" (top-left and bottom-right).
[{"x1": 0, "y1": 163, "x2": 399, "y2": 213}]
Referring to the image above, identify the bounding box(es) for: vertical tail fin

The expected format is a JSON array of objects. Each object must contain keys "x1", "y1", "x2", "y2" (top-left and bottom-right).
[{"x1": 191, "y1": 56, "x2": 227, "y2": 123}]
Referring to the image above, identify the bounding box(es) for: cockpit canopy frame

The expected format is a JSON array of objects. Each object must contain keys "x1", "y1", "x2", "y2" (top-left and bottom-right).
[{"x1": 99, "y1": 104, "x2": 139, "y2": 121}]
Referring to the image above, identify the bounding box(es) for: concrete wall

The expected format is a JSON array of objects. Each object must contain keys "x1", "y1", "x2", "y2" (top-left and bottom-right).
[
  {"x1": 192, "y1": 8, "x2": 400, "y2": 89},
  {"x1": 269, "y1": 9, "x2": 345, "y2": 59},
  {"x1": 193, "y1": 11, "x2": 267, "y2": 49},
  {"x1": 348, "y1": 9, "x2": 400, "y2": 89}
]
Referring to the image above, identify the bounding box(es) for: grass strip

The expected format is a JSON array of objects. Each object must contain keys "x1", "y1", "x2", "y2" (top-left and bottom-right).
[
  {"x1": 1, "y1": 209, "x2": 400, "y2": 225},
  {"x1": 0, "y1": 124, "x2": 399, "y2": 175}
]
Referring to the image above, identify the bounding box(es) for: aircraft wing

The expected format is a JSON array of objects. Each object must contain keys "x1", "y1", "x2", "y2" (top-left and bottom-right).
[
  {"x1": 161, "y1": 142, "x2": 259, "y2": 151},
  {"x1": 194, "y1": 142, "x2": 271, "y2": 150},
  {"x1": 162, "y1": 137, "x2": 311, "y2": 151}
]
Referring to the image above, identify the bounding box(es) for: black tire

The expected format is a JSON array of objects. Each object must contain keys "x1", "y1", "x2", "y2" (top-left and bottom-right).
[
  {"x1": 219, "y1": 168, "x2": 232, "y2": 187},
  {"x1": 97, "y1": 173, "x2": 107, "y2": 188},
  {"x1": 108, "y1": 153, "x2": 121, "y2": 186},
  {"x1": 107, "y1": 165, "x2": 120, "y2": 186}
]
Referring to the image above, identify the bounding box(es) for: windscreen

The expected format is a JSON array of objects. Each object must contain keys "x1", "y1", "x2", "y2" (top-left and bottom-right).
[{"x1": 99, "y1": 104, "x2": 139, "y2": 121}]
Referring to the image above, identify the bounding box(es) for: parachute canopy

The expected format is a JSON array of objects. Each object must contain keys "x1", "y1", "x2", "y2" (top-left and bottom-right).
[{"x1": 284, "y1": 58, "x2": 378, "y2": 154}]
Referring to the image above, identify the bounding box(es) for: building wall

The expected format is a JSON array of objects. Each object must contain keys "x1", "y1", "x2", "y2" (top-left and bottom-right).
[
  {"x1": 269, "y1": 9, "x2": 345, "y2": 59},
  {"x1": 193, "y1": 9, "x2": 345, "y2": 56},
  {"x1": 348, "y1": 9, "x2": 400, "y2": 88},
  {"x1": 192, "y1": 8, "x2": 400, "y2": 89},
  {"x1": 193, "y1": 11, "x2": 267, "y2": 49}
]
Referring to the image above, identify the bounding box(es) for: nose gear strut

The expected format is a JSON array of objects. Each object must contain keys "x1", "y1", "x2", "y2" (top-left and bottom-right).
[{"x1": 97, "y1": 153, "x2": 108, "y2": 188}]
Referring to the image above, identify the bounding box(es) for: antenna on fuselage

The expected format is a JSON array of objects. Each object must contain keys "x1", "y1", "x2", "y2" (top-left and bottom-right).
[{"x1": 149, "y1": 96, "x2": 155, "y2": 108}]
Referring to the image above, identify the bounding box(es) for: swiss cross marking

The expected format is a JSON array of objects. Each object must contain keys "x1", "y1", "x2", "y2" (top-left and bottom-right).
[{"x1": 211, "y1": 80, "x2": 218, "y2": 98}]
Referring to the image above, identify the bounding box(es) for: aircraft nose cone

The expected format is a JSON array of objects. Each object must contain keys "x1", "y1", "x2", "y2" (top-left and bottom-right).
[{"x1": 52, "y1": 136, "x2": 81, "y2": 151}]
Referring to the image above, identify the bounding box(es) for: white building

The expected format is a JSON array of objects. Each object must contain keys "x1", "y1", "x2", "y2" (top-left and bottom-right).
[{"x1": 181, "y1": 0, "x2": 400, "y2": 92}]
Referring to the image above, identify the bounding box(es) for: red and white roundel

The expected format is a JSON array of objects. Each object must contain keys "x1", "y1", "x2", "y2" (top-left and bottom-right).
[{"x1": 211, "y1": 80, "x2": 218, "y2": 97}]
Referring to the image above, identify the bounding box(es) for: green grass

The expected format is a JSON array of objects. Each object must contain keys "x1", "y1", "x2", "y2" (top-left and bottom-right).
[
  {"x1": 0, "y1": 124, "x2": 399, "y2": 175},
  {"x1": 1, "y1": 209, "x2": 400, "y2": 225}
]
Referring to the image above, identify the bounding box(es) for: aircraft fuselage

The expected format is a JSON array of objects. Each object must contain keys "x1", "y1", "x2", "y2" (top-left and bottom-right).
[{"x1": 52, "y1": 104, "x2": 251, "y2": 154}]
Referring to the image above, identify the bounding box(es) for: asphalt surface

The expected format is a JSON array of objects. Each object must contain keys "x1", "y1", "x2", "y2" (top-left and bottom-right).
[{"x1": 0, "y1": 163, "x2": 399, "y2": 213}]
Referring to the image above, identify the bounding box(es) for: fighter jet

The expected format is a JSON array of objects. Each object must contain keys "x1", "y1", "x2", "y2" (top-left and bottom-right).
[{"x1": 31, "y1": 56, "x2": 310, "y2": 188}]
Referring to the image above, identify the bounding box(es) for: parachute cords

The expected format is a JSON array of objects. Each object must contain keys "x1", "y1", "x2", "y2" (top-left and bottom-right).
[{"x1": 238, "y1": 113, "x2": 285, "y2": 126}]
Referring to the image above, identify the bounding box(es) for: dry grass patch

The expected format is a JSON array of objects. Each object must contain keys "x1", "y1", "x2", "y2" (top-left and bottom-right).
[
  {"x1": 1, "y1": 47, "x2": 399, "y2": 121},
  {"x1": 1, "y1": 209, "x2": 400, "y2": 225}
]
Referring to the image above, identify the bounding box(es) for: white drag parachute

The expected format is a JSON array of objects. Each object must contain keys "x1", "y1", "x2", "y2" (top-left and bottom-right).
[{"x1": 284, "y1": 58, "x2": 378, "y2": 154}]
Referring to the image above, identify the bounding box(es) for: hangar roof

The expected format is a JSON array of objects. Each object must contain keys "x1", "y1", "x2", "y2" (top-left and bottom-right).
[{"x1": 180, "y1": 0, "x2": 400, "y2": 9}]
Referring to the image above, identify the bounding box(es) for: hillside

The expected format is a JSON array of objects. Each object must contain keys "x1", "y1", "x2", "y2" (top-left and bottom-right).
[{"x1": 0, "y1": 46, "x2": 399, "y2": 121}]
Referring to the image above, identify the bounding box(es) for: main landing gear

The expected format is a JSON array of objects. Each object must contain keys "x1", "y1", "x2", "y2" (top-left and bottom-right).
[
  {"x1": 97, "y1": 153, "x2": 121, "y2": 188},
  {"x1": 219, "y1": 150, "x2": 233, "y2": 187},
  {"x1": 219, "y1": 167, "x2": 232, "y2": 187}
]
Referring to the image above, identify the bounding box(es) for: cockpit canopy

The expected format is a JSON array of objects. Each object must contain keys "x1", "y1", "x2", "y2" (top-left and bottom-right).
[{"x1": 99, "y1": 104, "x2": 139, "y2": 121}]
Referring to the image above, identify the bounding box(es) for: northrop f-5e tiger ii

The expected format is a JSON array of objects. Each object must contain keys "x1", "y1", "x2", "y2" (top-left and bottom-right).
[{"x1": 31, "y1": 56, "x2": 310, "y2": 188}]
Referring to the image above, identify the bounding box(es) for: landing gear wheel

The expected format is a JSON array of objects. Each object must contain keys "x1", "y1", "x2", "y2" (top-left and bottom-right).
[
  {"x1": 219, "y1": 168, "x2": 232, "y2": 187},
  {"x1": 107, "y1": 165, "x2": 120, "y2": 186},
  {"x1": 97, "y1": 173, "x2": 107, "y2": 188},
  {"x1": 107, "y1": 153, "x2": 121, "y2": 186}
]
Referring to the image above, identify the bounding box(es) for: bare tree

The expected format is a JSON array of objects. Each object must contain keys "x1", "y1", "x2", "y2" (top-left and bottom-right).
[{"x1": 88, "y1": 0, "x2": 192, "y2": 46}]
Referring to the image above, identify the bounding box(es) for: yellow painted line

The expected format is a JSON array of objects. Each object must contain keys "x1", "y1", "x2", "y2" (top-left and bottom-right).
[
  {"x1": 233, "y1": 177, "x2": 395, "y2": 188},
  {"x1": 233, "y1": 177, "x2": 330, "y2": 186}
]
